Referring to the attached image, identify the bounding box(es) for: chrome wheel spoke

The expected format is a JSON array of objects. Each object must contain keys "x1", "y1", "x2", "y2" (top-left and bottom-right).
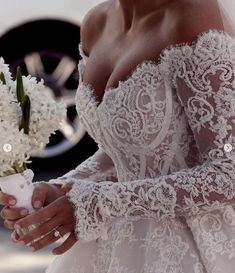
[
  {"x1": 59, "y1": 89, "x2": 76, "y2": 107},
  {"x1": 24, "y1": 53, "x2": 45, "y2": 76},
  {"x1": 51, "y1": 56, "x2": 77, "y2": 86},
  {"x1": 59, "y1": 118, "x2": 78, "y2": 144}
]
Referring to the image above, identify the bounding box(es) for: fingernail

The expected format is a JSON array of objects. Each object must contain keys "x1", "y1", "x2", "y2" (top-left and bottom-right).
[
  {"x1": 9, "y1": 199, "x2": 16, "y2": 206},
  {"x1": 17, "y1": 241, "x2": 25, "y2": 246},
  {"x1": 20, "y1": 209, "x2": 28, "y2": 216},
  {"x1": 14, "y1": 224, "x2": 20, "y2": 230},
  {"x1": 34, "y1": 201, "x2": 42, "y2": 209},
  {"x1": 11, "y1": 234, "x2": 17, "y2": 242},
  {"x1": 12, "y1": 238, "x2": 17, "y2": 243},
  {"x1": 28, "y1": 246, "x2": 35, "y2": 252}
]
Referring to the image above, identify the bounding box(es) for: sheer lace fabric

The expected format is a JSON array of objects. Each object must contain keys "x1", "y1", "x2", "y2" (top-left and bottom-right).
[
  {"x1": 49, "y1": 148, "x2": 117, "y2": 184},
  {"x1": 46, "y1": 30, "x2": 235, "y2": 273}
]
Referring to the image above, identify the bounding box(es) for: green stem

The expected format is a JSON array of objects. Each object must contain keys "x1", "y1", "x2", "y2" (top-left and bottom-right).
[{"x1": 0, "y1": 72, "x2": 6, "y2": 85}]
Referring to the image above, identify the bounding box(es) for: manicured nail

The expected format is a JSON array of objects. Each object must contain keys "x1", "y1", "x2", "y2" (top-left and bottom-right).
[
  {"x1": 20, "y1": 209, "x2": 28, "y2": 216},
  {"x1": 28, "y1": 246, "x2": 35, "y2": 252},
  {"x1": 17, "y1": 241, "x2": 25, "y2": 246},
  {"x1": 34, "y1": 201, "x2": 42, "y2": 209},
  {"x1": 14, "y1": 224, "x2": 20, "y2": 230},
  {"x1": 11, "y1": 233, "x2": 17, "y2": 242},
  {"x1": 9, "y1": 199, "x2": 16, "y2": 206}
]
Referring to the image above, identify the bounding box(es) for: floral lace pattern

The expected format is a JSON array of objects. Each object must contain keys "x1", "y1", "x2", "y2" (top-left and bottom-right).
[{"x1": 47, "y1": 30, "x2": 235, "y2": 273}]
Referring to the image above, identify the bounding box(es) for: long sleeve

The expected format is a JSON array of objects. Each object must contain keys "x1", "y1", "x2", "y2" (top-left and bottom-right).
[
  {"x1": 66, "y1": 31, "x2": 235, "y2": 242},
  {"x1": 48, "y1": 147, "x2": 117, "y2": 185}
]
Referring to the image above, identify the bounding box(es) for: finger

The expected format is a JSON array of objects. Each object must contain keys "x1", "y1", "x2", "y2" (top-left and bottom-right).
[
  {"x1": 15, "y1": 201, "x2": 59, "y2": 230},
  {"x1": 61, "y1": 183, "x2": 73, "y2": 193},
  {"x1": 29, "y1": 224, "x2": 73, "y2": 252},
  {"x1": 32, "y1": 184, "x2": 46, "y2": 209},
  {"x1": 1, "y1": 207, "x2": 29, "y2": 220},
  {"x1": 4, "y1": 219, "x2": 17, "y2": 229},
  {"x1": 52, "y1": 232, "x2": 77, "y2": 255},
  {"x1": 0, "y1": 192, "x2": 16, "y2": 206},
  {"x1": 11, "y1": 230, "x2": 20, "y2": 243},
  {"x1": 17, "y1": 215, "x2": 64, "y2": 245},
  {"x1": 15, "y1": 196, "x2": 71, "y2": 230}
]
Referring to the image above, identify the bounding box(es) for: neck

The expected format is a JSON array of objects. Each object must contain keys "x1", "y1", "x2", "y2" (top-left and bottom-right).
[{"x1": 117, "y1": 0, "x2": 171, "y2": 29}]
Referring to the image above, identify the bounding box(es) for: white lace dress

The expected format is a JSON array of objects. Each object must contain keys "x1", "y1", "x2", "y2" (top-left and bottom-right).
[{"x1": 46, "y1": 30, "x2": 235, "y2": 273}]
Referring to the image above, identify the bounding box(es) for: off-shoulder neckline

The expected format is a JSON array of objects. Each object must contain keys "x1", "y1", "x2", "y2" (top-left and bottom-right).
[{"x1": 77, "y1": 29, "x2": 233, "y2": 108}]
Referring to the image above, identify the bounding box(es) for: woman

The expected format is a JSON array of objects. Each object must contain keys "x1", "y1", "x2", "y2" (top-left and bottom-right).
[{"x1": 1, "y1": 0, "x2": 235, "y2": 272}]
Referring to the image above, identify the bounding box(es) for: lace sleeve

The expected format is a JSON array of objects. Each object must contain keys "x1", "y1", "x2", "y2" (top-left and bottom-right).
[
  {"x1": 66, "y1": 31, "x2": 235, "y2": 242},
  {"x1": 48, "y1": 147, "x2": 117, "y2": 185}
]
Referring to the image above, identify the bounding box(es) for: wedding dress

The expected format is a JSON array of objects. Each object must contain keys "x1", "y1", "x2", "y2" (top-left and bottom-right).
[{"x1": 46, "y1": 30, "x2": 235, "y2": 273}]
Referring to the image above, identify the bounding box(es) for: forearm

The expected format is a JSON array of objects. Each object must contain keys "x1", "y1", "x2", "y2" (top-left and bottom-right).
[
  {"x1": 66, "y1": 153, "x2": 235, "y2": 242},
  {"x1": 48, "y1": 148, "x2": 118, "y2": 186}
]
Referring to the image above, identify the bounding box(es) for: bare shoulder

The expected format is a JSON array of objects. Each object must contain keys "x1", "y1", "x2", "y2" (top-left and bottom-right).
[
  {"x1": 175, "y1": 0, "x2": 224, "y2": 43},
  {"x1": 80, "y1": 1, "x2": 111, "y2": 56}
]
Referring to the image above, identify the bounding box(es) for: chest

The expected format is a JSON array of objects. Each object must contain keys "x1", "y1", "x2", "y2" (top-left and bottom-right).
[
  {"x1": 82, "y1": 35, "x2": 176, "y2": 104},
  {"x1": 77, "y1": 54, "x2": 184, "y2": 152}
]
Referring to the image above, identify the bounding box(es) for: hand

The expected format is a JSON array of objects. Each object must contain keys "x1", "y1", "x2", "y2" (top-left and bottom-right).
[
  {"x1": 0, "y1": 191, "x2": 19, "y2": 229},
  {"x1": 14, "y1": 195, "x2": 77, "y2": 255},
  {"x1": 0, "y1": 182, "x2": 64, "y2": 230}
]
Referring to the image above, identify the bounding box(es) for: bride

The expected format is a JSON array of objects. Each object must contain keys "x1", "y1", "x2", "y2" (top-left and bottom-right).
[{"x1": 1, "y1": 0, "x2": 235, "y2": 272}]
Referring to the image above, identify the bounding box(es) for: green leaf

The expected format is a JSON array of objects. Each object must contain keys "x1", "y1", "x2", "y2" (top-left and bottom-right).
[
  {"x1": 15, "y1": 67, "x2": 31, "y2": 135},
  {"x1": 0, "y1": 72, "x2": 6, "y2": 85},
  {"x1": 23, "y1": 162, "x2": 27, "y2": 170},
  {"x1": 20, "y1": 95, "x2": 31, "y2": 134},
  {"x1": 16, "y1": 67, "x2": 25, "y2": 104}
]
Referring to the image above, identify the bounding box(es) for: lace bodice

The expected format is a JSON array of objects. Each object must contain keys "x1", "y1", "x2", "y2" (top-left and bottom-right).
[{"x1": 49, "y1": 30, "x2": 235, "y2": 273}]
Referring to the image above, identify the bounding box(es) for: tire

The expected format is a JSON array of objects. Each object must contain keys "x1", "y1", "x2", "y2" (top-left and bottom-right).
[{"x1": 0, "y1": 19, "x2": 97, "y2": 176}]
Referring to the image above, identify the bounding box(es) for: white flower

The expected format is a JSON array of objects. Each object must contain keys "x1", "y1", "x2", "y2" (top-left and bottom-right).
[
  {"x1": 0, "y1": 83, "x2": 21, "y2": 124},
  {"x1": 20, "y1": 75, "x2": 67, "y2": 150},
  {"x1": 0, "y1": 58, "x2": 67, "y2": 175},
  {"x1": 0, "y1": 59, "x2": 21, "y2": 126},
  {"x1": 0, "y1": 57, "x2": 12, "y2": 84},
  {"x1": 0, "y1": 121, "x2": 31, "y2": 176}
]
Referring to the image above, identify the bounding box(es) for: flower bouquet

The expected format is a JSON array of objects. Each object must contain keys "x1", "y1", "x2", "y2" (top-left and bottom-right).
[{"x1": 0, "y1": 58, "x2": 66, "y2": 233}]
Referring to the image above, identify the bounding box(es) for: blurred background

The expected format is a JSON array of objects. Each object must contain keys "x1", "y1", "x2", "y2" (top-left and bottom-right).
[{"x1": 0, "y1": 1, "x2": 103, "y2": 272}]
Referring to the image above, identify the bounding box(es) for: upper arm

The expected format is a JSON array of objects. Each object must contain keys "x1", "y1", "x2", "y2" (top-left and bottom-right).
[
  {"x1": 173, "y1": 30, "x2": 235, "y2": 161},
  {"x1": 80, "y1": 1, "x2": 109, "y2": 57},
  {"x1": 176, "y1": 0, "x2": 225, "y2": 44}
]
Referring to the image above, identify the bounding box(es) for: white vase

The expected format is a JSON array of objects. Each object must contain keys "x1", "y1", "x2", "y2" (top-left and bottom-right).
[{"x1": 0, "y1": 169, "x2": 35, "y2": 213}]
